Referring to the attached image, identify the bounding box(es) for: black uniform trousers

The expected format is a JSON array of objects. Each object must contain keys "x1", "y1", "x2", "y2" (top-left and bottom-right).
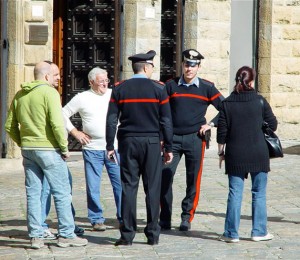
[
  {"x1": 118, "y1": 136, "x2": 162, "y2": 242},
  {"x1": 160, "y1": 132, "x2": 206, "y2": 225}
]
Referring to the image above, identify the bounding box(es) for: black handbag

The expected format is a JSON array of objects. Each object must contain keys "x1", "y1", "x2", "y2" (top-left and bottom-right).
[
  {"x1": 262, "y1": 121, "x2": 283, "y2": 158},
  {"x1": 260, "y1": 98, "x2": 283, "y2": 158}
]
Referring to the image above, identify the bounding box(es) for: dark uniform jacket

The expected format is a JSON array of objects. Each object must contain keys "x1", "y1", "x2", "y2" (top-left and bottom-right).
[
  {"x1": 106, "y1": 77, "x2": 173, "y2": 152},
  {"x1": 166, "y1": 77, "x2": 223, "y2": 135},
  {"x1": 217, "y1": 90, "x2": 278, "y2": 175}
]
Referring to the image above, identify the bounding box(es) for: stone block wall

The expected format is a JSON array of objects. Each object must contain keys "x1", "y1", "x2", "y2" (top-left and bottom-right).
[
  {"x1": 4, "y1": 0, "x2": 300, "y2": 158},
  {"x1": 123, "y1": 0, "x2": 162, "y2": 80},
  {"x1": 259, "y1": 1, "x2": 300, "y2": 139},
  {"x1": 6, "y1": 0, "x2": 53, "y2": 158},
  {"x1": 184, "y1": 0, "x2": 231, "y2": 123},
  {"x1": 185, "y1": 0, "x2": 230, "y2": 91}
]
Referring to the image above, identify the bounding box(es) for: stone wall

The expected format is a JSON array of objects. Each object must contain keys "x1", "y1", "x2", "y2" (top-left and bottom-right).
[
  {"x1": 258, "y1": 0, "x2": 300, "y2": 140},
  {"x1": 184, "y1": 0, "x2": 231, "y2": 123},
  {"x1": 123, "y1": 0, "x2": 162, "y2": 80},
  {"x1": 185, "y1": 0, "x2": 231, "y2": 91},
  {"x1": 4, "y1": 0, "x2": 300, "y2": 158},
  {"x1": 6, "y1": 0, "x2": 53, "y2": 158}
]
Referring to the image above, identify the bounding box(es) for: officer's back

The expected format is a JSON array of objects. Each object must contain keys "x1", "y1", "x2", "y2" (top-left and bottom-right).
[{"x1": 112, "y1": 77, "x2": 167, "y2": 139}]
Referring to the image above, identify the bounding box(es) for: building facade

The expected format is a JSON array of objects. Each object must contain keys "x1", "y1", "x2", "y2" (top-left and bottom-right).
[{"x1": 1, "y1": 0, "x2": 299, "y2": 158}]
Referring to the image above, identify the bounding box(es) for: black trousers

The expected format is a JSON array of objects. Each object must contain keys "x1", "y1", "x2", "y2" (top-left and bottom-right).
[
  {"x1": 118, "y1": 136, "x2": 162, "y2": 242},
  {"x1": 160, "y1": 132, "x2": 206, "y2": 224}
]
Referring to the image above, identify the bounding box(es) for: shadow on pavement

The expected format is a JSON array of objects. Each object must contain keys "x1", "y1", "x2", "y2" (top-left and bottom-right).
[
  {"x1": 196, "y1": 211, "x2": 300, "y2": 224},
  {"x1": 0, "y1": 228, "x2": 30, "y2": 249},
  {"x1": 0, "y1": 217, "x2": 149, "y2": 247},
  {"x1": 161, "y1": 229, "x2": 220, "y2": 241},
  {"x1": 283, "y1": 145, "x2": 300, "y2": 155}
]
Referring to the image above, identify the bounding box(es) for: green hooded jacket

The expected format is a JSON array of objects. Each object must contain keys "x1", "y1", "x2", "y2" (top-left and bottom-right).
[{"x1": 5, "y1": 80, "x2": 68, "y2": 154}]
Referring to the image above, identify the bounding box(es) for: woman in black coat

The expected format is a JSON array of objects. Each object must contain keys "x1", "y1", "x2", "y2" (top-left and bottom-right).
[{"x1": 217, "y1": 66, "x2": 277, "y2": 243}]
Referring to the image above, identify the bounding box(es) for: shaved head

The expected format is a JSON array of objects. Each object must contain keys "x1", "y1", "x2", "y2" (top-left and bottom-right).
[{"x1": 34, "y1": 61, "x2": 52, "y2": 81}]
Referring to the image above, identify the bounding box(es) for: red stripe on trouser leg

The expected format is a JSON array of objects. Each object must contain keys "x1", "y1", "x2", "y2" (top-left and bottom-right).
[{"x1": 188, "y1": 140, "x2": 206, "y2": 222}]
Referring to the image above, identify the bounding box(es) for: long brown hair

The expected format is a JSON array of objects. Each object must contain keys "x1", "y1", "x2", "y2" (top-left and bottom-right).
[{"x1": 234, "y1": 66, "x2": 256, "y2": 93}]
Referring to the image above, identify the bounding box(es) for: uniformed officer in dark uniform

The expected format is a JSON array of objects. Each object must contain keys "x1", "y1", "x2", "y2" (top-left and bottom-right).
[
  {"x1": 159, "y1": 49, "x2": 224, "y2": 231},
  {"x1": 106, "y1": 50, "x2": 173, "y2": 246}
]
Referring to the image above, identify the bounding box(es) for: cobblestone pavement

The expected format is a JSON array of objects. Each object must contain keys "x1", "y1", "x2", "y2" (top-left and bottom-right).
[{"x1": 0, "y1": 140, "x2": 299, "y2": 259}]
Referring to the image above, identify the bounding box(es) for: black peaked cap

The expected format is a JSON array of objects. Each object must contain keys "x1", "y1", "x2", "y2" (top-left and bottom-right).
[
  {"x1": 128, "y1": 50, "x2": 156, "y2": 64},
  {"x1": 182, "y1": 49, "x2": 204, "y2": 63}
]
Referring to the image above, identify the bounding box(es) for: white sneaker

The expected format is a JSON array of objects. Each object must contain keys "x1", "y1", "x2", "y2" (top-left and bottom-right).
[
  {"x1": 218, "y1": 235, "x2": 239, "y2": 243},
  {"x1": 43, "y1": 229, "x2": 56, "y2": 240},
  {"x1": 251, "y1": 233, "x2": 274, "y2": 242}
]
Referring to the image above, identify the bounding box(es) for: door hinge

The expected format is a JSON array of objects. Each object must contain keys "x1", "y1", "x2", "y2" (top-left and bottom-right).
[{"x1": 2, "y1": 39, "x2": 8, "y2": 49}]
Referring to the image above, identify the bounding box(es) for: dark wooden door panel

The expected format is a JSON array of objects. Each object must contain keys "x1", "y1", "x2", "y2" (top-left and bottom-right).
[
  {"x1": 63, "y1": 0, "x2": 120, "y2": 150},
  {"x1": 160, "y1": 0, "x2": 184, "y2": 82}
]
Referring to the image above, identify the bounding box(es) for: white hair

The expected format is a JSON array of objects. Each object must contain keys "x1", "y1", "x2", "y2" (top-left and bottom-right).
[{"x1": 88, "y1": 67, "x2": 107, "y2": 81}]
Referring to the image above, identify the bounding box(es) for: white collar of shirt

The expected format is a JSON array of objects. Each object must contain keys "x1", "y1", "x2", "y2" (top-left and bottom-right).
[
  {"x1": 131, "y1": 74, "x2": 148, "y2": 79},
  {"x1": 178, "y1": 76, "x2": 199, "y2": 88},
  {"x1": 90, "y1": 88, "x2": 105, "y2": 96}
]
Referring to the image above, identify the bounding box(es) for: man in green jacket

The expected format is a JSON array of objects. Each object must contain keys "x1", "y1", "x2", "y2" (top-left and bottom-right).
[{"x1": 5, "y1": 61, "x2": 88, "y2": 249}]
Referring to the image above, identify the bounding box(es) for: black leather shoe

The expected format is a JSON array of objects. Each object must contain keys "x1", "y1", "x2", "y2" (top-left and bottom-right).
[
  {"x1": 159, "y1": 221, "x2": 171, "y2": 230},
  {"x1": 115, "y1": 238, "x2": 132, "y2": 246},
  {"x1": 179, "y1": 220, "x2": 191, "y2": 231},
  {"x1": 147, "y1": 239, "x2": 159, "y2": 245}
]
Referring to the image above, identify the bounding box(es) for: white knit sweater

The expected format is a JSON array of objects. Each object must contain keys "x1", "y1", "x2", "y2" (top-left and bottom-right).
[{"x1": 62, "y1": 88, "x2": 117, "y2": 150}]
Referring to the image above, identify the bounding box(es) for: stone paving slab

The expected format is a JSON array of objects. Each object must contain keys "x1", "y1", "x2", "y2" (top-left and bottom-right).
[{"x1": 0, "y1": 140, "x2": 300, "y2": 259}]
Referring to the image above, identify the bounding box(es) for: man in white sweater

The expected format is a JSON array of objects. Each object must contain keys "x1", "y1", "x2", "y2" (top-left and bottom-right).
[{"x1": 63, "y1": 67, "x2": 122, "y2": 231}]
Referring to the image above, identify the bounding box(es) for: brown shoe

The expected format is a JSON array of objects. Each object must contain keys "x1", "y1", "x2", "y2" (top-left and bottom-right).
[
  {"x1": 57, "y1": 236, "x2": 88, "y2": 247},
  {"x1": 92, "y1": 223, "x2": 106, "y2": 231},
  {"x1": 31, "y1": 237, "x2": 44, "y2": 249}
]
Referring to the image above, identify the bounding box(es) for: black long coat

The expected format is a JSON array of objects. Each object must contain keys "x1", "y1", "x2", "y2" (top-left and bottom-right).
[{"x1": 217, "y1": 90, "x2": 278, "y2": 175}]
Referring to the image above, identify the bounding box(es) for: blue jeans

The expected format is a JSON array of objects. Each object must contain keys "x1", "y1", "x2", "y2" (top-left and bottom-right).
[
  {"x1": 41, "y1": 168, "x2": 75, "y2": 229},
  {"x1": 83, "y1": 149, "x2": 122, "y2": 225},
  {"x1": 223, "y1": 172, "x2": 268, "y2": 239},
  {"x1": 22, "y1": 150, "x2": 75, "y2": 238}
]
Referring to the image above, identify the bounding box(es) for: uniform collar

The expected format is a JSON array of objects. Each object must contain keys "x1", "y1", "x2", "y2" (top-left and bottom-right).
[
  {"x1": 131, "y1": 74, "x2": 148, "y2": 79},
  {"x1": 178, "y1": 76, "x2": 199, "y2": 88}
]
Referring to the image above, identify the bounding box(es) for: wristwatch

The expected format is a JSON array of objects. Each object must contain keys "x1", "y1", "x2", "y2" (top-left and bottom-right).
[{"x1": 209, "y1": 122, "x2": 215, "y2": 128}]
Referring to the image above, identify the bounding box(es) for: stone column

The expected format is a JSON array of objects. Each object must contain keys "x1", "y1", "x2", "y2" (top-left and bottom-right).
[
  {"x1": 122, "y1": 0, "x2": 162, "y2": 80},
  {"x1": 6, "y1": 0, "x2": 53, "y2": 158},
  {"x1": 258, "y1": 1, "x2": 272, "y2": 98},
  {"x1": 258, "y1": 1, "x2": 300, "y2": 139},
  {"x1": 184, "y1": 0, "x2": 230, "y2": 91},
  {"x1": 184, "y1": 0, "x2": 231, "y2": 125}
]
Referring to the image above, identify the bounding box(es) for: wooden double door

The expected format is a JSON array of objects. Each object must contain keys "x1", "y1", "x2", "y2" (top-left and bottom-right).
[
  {"x1": 54, "y1": 0, "x2": 183, "y2": 150},
  {"x1": 53, "y1": 0, "x2": 121, "y2": 150}
]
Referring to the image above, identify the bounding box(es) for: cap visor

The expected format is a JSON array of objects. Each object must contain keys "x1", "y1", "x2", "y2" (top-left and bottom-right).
[{"x1": 184, "y1": 61, "x2": 198, "y2": 67}]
